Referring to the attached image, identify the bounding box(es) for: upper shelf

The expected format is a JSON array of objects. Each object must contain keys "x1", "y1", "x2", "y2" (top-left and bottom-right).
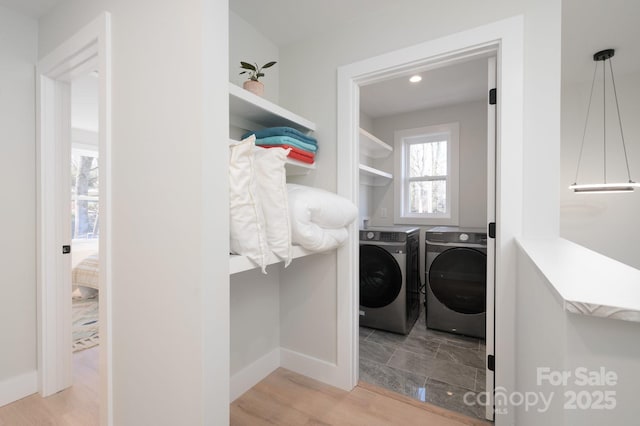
[
  {"x1": 359, "y1": 164, "x2": 393, "y2": 186},
  {"x1": 229, "y1": 83, "x2": 316, "y2": 133},
  {"x1": 359, "y1": 128, "x2": 392, "y2": 158}
]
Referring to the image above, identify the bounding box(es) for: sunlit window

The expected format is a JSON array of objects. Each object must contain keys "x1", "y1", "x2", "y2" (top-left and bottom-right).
[{"x1": 394, "y1": 123, "x2": 459, "y2": 225}]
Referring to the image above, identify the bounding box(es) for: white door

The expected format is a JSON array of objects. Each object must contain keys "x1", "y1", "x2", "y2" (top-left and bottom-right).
[{"x1": 485, "y1": 56, "x2": 497, "y2": 421}]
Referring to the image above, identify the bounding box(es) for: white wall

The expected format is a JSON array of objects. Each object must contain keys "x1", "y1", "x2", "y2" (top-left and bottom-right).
[
  {"x1": 369, "y1": 99, "x2": 488, "y2": 229},
  {"x1": 71, "y1": 73, "x2": 99, "y2": 132},
  {"x1": 276, "y1": 4, "x2": 561, "y2": 425},
  {"x1": 229, "y1": 10, "x2": 279, "y2": 104},
  {"x1": 0, "y1": 4, "x2": 38, "y2": 401},
  {"x1": 516, "y1": 246, "x2": 640, "y2": 424},
  {"x1": 227, "y1": 11, "x2": 285, "y2": 381},
  {"x1": 560, "y1": 71, "x2": 640, "y2": 270},
  {"x1": 230, "y1": 269, "x2": 280, "y2": 376},
  {"x1": 39, "y1": 0, "x2": 230, "y2": 424},
  {"x1": 358, "y1": 111, "x2": 374, "y2": 227},
  {"x1": 276, "y1": 1, "x2": 527, "y2": 371}
]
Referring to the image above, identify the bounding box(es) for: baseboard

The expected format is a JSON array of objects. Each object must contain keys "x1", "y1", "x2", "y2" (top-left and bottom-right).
[
  {"x1": 0, "y1": 370, "x2": 37, "y2": 408},
  {"x1": 230, "y1": 348, "x2": 280, "y2": 402},
  {"x1": 279, "y1": 348, "x2": 346, "y2": 389}
]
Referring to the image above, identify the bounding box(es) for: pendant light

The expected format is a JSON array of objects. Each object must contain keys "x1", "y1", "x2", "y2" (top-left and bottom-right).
[{"x1": 570, "y1": 49, "x2": 639, "y2": 193}]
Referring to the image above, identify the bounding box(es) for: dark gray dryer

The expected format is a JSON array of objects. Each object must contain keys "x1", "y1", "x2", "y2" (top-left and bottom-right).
[
  {"x1": 359, "y1": 226, "x2": 420, "y2": 335},
  {"x1": 425, "y1": 226, "x2": 487, "y2": 339}
]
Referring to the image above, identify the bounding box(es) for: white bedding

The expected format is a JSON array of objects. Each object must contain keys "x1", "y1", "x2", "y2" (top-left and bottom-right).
[{"x1": 287, "y1": 184, "x2": 357, "y2": 252}]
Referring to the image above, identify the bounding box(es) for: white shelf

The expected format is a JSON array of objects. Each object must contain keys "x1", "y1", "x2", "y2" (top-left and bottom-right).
[
  {"x1": 359, "y1": 164, "x2": 393, "y2": 186},
  {"x1": 229, "y1": 83, "x2": 316, "y2": 133},
  {"x1": 285, "y1": 158, "x2": 316, "y2": 176},
  {"x1": 230, "y1": 245, "x2": 317, "y2": 275},
  {"x1": 359, "y1": 128, "x2": 392, "y2": 158}
]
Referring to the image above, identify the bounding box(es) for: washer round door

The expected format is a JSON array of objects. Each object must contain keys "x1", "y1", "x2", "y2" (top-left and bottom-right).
[
  {"x1": 360, "y1": 245, "x2": 403, "y2": 308},
  {"x1": 428, "y1": 247, "x2": 486, "y2": 314}
]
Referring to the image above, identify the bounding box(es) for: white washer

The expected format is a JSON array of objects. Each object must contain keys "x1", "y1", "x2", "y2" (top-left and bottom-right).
[{"x1": 425, "y1": 226, "x2": 487, "y2": 338}]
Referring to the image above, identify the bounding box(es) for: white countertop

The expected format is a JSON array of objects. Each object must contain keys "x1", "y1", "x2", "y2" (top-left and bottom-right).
[{"x1": 517, "y1": 237, "x2": 640, "y2": 323}]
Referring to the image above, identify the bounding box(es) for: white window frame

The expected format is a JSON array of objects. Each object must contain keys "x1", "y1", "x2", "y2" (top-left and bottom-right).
[{"x1": 394, "y1": 122, "x2": 459, "y2": 225}]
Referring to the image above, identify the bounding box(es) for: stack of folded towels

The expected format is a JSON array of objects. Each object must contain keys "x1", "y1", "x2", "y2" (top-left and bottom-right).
[{"x1": 241, "y1": 126, "x2": 317, "y2": 164}]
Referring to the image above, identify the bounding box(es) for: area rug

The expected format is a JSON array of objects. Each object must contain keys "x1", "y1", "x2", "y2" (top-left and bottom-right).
[{"x1": 72, "y1": 297, "x2": 99, "y2": 352}]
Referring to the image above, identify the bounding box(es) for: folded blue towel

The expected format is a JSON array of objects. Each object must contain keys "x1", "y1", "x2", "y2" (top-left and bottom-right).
[
  {"x1": 242, "y1": 126, "x2": 317, "y2": 145},
  {"x1": 255, "y1": 135, "x2": 318, "y2": 153}
]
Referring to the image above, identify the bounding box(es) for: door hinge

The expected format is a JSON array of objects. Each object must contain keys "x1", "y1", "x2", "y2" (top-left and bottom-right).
[
  {"x1": 62, "y1": 245, "x2": 71, "y2": 254},
  {"x1": 489, "y1": 88, "x2": 496, "y2": 105},
  {"x1": 488, "y1": 222, "x2": 496, "y2": 239},
  {"x1": 488, "y1": 354, "x2": 495, "y2": 371}
]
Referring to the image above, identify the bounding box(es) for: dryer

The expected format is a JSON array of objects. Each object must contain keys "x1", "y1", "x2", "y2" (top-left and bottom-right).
[
  {"x1": 425, "y1": 226, "x2": 487, "y2": 339},
  {"x1": 359, "y1": 226, "x2": 420, "y2": 334}
]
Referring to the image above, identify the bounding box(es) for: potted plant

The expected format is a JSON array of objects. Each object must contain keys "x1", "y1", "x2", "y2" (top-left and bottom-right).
[{"x1": 239, "y1": 61, "x2": 277, "y2": 97}]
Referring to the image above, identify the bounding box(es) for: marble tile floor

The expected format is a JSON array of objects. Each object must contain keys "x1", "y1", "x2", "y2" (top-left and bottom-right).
[{"x1": 359, "y1": 308, "x2": 487, "y2": 420}]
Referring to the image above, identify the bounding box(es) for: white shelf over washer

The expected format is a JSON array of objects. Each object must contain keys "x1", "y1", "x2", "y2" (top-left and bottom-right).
[
  {"x1": 359, "y1": 128, "x2": 392, "y2": 158},
  {"x1": 359, "y1": 164, "x2": 393, "y2": 186}
]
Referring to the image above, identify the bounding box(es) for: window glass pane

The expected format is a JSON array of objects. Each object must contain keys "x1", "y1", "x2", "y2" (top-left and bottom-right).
[
  {"x1": 409, "y1": 180, "x2": 446, "y2": 214},
  {"x1": 408, "y1": 141, "x2": 447, "y2": 177}
]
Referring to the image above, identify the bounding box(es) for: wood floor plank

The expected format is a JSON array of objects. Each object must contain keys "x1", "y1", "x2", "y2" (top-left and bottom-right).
[
  {"x1": 0, "y1": 347, "x2": 99, "y2": 426},
  {"x1": 231, "y1": 368, "x2": 487, "y2": 426}
]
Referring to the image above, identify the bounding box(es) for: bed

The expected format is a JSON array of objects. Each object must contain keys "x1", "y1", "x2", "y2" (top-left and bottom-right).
[{"x1": 72, "y1": 253, "x2": 99, "y2": 351}]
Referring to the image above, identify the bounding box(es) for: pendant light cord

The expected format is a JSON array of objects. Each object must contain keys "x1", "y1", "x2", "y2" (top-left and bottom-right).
[
  {"x1": 608, "y1": 58, "x2": 633, "y2": 182},
  {"x1": 603, "y1": 60, "x2": 607, "y2": 183},
  {"x1": 573, "y1": 63, "x2": 598, "y2": 185}
]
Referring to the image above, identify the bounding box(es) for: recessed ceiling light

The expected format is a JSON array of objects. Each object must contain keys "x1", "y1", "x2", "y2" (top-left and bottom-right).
[{"x1": 409, "y1": 75, "x2": 422, "y2": 83}]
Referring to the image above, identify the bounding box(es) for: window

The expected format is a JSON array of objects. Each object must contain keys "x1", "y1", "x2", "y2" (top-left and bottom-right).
[{"x1": 394, "y1": 123, "x2": 459, "y2": 225}]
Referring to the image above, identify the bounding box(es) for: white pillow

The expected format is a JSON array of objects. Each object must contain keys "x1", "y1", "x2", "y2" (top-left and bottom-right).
[
  {"x1": 253, "y1": 146, "x2": 293, "y2": 266},
  {"x1": 229, "y1": 136, "x2": 269, "y2": 273}
]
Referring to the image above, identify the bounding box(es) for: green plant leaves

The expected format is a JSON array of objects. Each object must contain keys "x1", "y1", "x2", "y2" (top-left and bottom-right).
[
  {"x1": 239, "y1": 60, "x2": 277, "y2": 81},
  {"x1": 240, "y1": 61, "x2": 257, "y2": 71}
]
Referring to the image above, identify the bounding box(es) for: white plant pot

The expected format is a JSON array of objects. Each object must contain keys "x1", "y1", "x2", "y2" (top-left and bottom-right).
[{"x1": 243, "y1": 80, "x2": 264, "y2": 97}]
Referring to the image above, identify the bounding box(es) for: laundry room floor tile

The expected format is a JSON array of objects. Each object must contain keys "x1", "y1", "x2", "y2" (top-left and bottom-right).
[
  {"x1": 359, "y1": 357, "x2": 427, "y2": 402},
  {"x1": 359, "y1": 326, "x2": 375, "y2": 340},
  {"x1": 388, "y1": 348, "x2": 435, "y2": 377},
  {"x1": 400, "y1": 335, "x2": 440, "y2": 357},
  {"x1": 359, "y1": 307, "x2": 486, "y2": 420},
  {"x1": 428, "y1": 359, "x2": 477, "y2": 391},
  {"x1": 359, "y1": 339, "x2": 396, "y2": 364},
  {"x1": 435, "y1": 343, "x2": 485, "y2": 369},
  {"x1": 365, "y1": 328, "x2": 408, "y2": 347},
  {"x1": 425, "y1": 378, "x2": 485, "y2": 419},
  {"x1": 475, "y1": 368, "x2": 486, "y2": 392}
]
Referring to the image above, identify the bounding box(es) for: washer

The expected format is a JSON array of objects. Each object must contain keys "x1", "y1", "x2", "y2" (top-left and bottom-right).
[
  {"x1": 359, "y1": 226, "x2": 420, "y2": 334},
  {"x1": 425, "y1": 226, "x2": 487, "y2": 338}
]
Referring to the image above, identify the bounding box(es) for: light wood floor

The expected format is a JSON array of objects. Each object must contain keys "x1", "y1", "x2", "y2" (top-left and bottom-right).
[
  {"x1": 1, "y1": 353, "x2": 490, "y2": 425},
  {"x1": 231, "y1": 368, "x2": 491, "y2": 426},
  {"x1": 0, "y1": 347, "x2": 99, "y2": 426}
]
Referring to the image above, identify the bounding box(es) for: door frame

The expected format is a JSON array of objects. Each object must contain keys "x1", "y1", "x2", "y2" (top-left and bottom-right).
[
  {"x1": 36, "y1": 12, "x2": 112, "y2": 425},
  {"x1": 337, "y1": 16, "x2": 523, "y2": 426}
]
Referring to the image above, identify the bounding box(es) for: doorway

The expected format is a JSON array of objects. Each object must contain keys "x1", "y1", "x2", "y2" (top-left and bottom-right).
[
  {"x1": 356, "y1": 54, "x2": 496, "y2": 421},
  {"x1": 36, "y1": 12, "x2": 112, "y2": 425},
  {"x1": 336, "y1": 16, "x2": 525, "y2": 426}
]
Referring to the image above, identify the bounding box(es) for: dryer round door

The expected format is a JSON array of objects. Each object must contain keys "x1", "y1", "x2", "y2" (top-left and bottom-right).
[
  {"x1": 428, "y1": 247, "x2": 486, "y2": 314},
  {"x1": 360, "y1": 245, "x2": 403, "y2": 308}
]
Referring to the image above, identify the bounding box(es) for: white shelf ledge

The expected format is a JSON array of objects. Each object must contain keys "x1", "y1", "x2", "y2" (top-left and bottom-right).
[
  {"x1": 285, "y1": 158, "x2": 316, "y2": 176},
  {"x1": 230, "y1": 245, "x2": 318, "y2": 275},
  {"x1": 359, "y1": 128, "x2": 392, "y2": 158},
  {"x1": 229, "y1": 83, "x2": 316, "y2": 133},
  {"x1": 359, "y1": 164, "x2": 393, "y2": 186},
  {"x1": 517, "y1": 237, "x2": 640, "y2": 323}
]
